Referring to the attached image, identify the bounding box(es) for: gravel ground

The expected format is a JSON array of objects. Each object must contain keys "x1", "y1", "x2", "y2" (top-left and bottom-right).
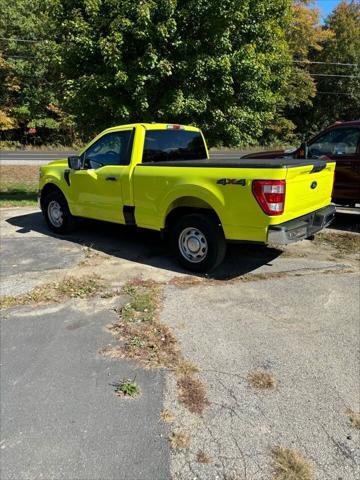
[{"x1": 161, "y1": 272, "x2": 360, "y2": 480}]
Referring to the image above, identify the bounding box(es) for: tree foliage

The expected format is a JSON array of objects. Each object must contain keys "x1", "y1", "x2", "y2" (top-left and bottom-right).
[
  {"x1": 0, "y1": 0, "x2": 359, "y2": 147},
  {"x1": 310, "y1": 0, "x2": 360, "y2": 130},
  {"x1": 47, "y1": 0, "x2": 291, "y2": 146}
]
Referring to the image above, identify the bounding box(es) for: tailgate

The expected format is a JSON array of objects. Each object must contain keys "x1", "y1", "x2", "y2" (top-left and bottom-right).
[{"x1": 282, "y1": 161, "x2": 335, "y2": 221}]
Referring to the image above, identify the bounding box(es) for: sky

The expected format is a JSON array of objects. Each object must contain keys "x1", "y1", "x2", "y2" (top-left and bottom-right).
[{"x1": 315, "y1": 0, "x2": 342, "y2": 21}]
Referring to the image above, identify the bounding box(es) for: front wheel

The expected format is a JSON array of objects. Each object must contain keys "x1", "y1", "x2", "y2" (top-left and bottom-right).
[
  {"x1": 43, "y1": 190, "x2": 75, "y2": 234},
  {"x1": 171, "y1": 213, "x2": 226, "y2": 272}
]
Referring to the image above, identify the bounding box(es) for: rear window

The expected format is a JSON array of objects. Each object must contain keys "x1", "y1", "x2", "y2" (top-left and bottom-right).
[{"x1": 142, "y1": 130, "x2": 207, "y2": 163}]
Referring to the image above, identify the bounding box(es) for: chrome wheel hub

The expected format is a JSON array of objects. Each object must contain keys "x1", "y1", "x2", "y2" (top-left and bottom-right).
[
  {"x1": 179, "y1": 227, "x2": 208, "y2": 263},
  {"x1": 48, "y1": 200, "x2": 63, "y2": 227}
]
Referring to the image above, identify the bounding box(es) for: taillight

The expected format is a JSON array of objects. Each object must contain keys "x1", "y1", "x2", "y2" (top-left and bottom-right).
[{"x1": 252, "y1": 180, "x2": 286, "y2": 215}]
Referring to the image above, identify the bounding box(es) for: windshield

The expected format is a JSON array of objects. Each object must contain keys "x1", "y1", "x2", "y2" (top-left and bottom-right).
[{"x1": 142, "y1": 130, "x2": 207, "y2": 163}]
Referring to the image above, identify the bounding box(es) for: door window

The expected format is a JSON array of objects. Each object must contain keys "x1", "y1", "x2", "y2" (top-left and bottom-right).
[
  {"x1": 83, "y1": 130, "x2": 133, "y2": 168},
  {"x1": 308, "y1": 127, "x2": 359, "y2": 157},
  {"x1": 142, "y1": 130, "x2": 207, "y2": 163}
]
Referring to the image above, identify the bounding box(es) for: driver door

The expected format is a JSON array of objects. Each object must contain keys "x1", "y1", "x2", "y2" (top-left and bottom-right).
[
  {"x1": 68, "y1": 129, "x2": 134, "y2": 223},
  {"x1": 307, "y1": 126, "x2": 360, "y2": 202}
]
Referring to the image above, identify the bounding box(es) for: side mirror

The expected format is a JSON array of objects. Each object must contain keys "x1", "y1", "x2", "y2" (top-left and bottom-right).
[
  {"x1": 297, "y1": 142, "x2": 308, "y2": 159},
  {"x1": 68, "y1": 155, "x2": 82, "y2": 170}
]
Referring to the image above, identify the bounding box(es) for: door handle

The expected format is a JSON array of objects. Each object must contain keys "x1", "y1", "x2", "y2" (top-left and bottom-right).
[{"x1": 105, "y1": 176, "x2": 118, "y2": 181}]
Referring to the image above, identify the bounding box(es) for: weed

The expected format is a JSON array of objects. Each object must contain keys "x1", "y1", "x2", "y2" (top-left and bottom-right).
[
  {"x1": 177, "y1": 375, "x2": 209, "y2": 415},
  {"x1": 127, "y1": 335, "x2": 145, "y2": 348},
  {"x1": 248, "y1": 370, "x2": 277, "y2": 390},
  {"x1": 160, "y1": 409, "x2": 175, "y2": 423},
  {"x1": 114, "y1": 379, "x2": 140, "y2": 397},
  {"x1": 346, "y1": 408, "x2": 360, "y2": 429},
  {"x1": 0, "y1": 275, "x2": 105, "y2": 309},
  {"x1": 197, "y1": 450, "x2": 212, "y2": 464},
  {"x1": 170, "y1": 431, "x2": 191, "y2": 450},
  {"x1": 271, "y1": 446, "x2": 314, "y2": 480},
  {"x1": 176, "y1": 359, "x2": 199, "y2": 376}
]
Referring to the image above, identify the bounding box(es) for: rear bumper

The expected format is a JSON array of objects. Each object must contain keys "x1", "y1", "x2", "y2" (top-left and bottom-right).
[{"x1": 267, "y1": 205, "x2": 336, "y2": 244}]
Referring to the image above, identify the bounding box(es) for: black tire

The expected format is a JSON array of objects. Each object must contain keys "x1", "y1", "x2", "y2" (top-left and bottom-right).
[
  {"x1": 42, "y1": 190, "x2": 75, "y2": 234},
  {"x1": 171, "y1": 213, "x2": 226, "y2": 272}
]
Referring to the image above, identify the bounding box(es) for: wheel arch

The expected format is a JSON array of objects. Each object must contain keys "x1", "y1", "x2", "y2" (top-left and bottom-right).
[
  {"x1": 164, "y1": 196, "x2": 222, "y2": 231},
  {"x1": 40, "y1": 183, "x2": 66, "y2": 212}
]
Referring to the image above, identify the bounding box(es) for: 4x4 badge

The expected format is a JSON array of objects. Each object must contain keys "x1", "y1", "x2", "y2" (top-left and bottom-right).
[{"x1": 217, "y1": 178, "x2": 246, "y2": 186}]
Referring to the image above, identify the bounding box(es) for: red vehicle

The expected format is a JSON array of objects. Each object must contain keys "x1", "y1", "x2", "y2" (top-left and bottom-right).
[{"x1": 243, "y1": 120, "x2": 360, "y2": 206}]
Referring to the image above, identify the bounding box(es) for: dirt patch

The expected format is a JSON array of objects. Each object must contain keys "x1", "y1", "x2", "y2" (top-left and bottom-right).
[
  {"x1": 314, "y1": 232, "x2": 360, "y2": 255},
  {"x1": 346, "y1": 408, "x2": 360, "y2": 429},
  {"x1": 271, "y1": 446, "x2": 314, "y2": 480},
  {"x1": 0, "y1": 275, "x2": 108, "y2": 309},
  {"x1": 248, "y1": 370, "x2": 277, "y2": 390}
]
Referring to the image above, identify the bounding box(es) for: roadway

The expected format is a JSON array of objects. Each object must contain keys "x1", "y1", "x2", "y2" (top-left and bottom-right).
[{"x1": 0, "y1": 150, "x2": 248, "y2": 165}]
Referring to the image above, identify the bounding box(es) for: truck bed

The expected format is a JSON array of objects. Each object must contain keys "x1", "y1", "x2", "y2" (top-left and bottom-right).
[{"x1": 139, "y1": 157, "x2": 329, "y2": 169}]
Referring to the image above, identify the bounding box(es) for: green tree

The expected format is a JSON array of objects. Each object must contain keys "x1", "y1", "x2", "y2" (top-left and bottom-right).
[
  {"x1": 262, "y1": 0, "x2": 333, "y2": 143},
  {"x1": 49, "y1": 0, "x2": 292, "y2": 146},
  {"x1": 311, "y1": 0, "x2": 360, "y2": 130},
  {"x1": 0, "y1": 0, "x2": 74, "y2": 142}
]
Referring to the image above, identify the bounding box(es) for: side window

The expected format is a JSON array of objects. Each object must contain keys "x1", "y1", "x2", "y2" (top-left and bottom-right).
[
  {"x1": 83, "y1": 130, "x2": 133, "y2": 168},
  {"x1": 308, "y1": 127, "x2": 359, "y2": 157}
]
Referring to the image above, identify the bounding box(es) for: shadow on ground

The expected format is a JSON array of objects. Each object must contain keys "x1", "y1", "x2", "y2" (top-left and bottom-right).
[{"x1": 7, "y1": 211, "x2": 284, "y2": 281}]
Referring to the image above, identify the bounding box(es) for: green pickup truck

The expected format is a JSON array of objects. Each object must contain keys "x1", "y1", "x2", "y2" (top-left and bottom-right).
[{"x1": 39, "y1": 123, "x2": 336, "y2": 272}]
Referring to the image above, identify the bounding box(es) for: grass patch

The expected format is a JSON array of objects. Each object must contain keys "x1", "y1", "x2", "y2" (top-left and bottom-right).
[
  {"x1": 170, "y1": 431, "x2": 191, "y2": 450},
  {"x1": 177, "y1": 375, "x2": 209, "y2": 415},
  {"x1": 271, "y1": 446, "x2": 314, "y2": 480},
  {"x1": 0, "y1": 165, "x2": 39, "y2": 207},
  {"x1": 346, "y1": 408, "x2": 360, "y2": 429},
  {"x1": 0, "y1": 275, "x2": 105, "y2": 309},
  {"x1": 314, "y1": 232, "x2": 360, "y2": 255},
  {"x1": 160, "y1": 409, "x2": 175, "y2": 423},
  {"x1": 113, "y1": 379, "x2": 140, "y2": 397},
  {"x1": 197, "y1": 450, "x2": 212, "y2": 464},
  {"x1": 102, "y1": 279, "x2": 209, "y2": 415},
  {"x1": 248, "y1": 370, "x2": 277, "y2": 390}
]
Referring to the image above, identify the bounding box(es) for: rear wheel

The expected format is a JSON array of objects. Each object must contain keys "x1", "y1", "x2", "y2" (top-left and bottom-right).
[
  {"x1": 171, "y1": 213, "x2": 226, "y2": 272},
  {"x1": 43, "y1": 190, "x2": 75, "y2": 234}
]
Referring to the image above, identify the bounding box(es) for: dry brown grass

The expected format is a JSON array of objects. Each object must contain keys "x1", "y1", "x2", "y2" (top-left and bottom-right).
[
  {"x1": 0, "y1": 275, "x2": 105, "y2": 309},
  {"x1": 197, "y1": 450, "x2": 212, "y2": 464},
  {"x1": 168, "y1": 276, "x2": 203, "y2": 289},
  {"x1": 103, "y1": 279, "x2": 209, "y2": 415},
  {"x1": 315, "y1": 232, "x2": 360, "y2": 255},
  {"x1": 346, "y1": 408, "x2": 360, "y2": 429},
  {"x1": 271, "y1": 446, "x2": 314, "y2": 480},
  {"x1": 170, "y1": 431, "x2": 191, "y2": 450},
  {"x1": 176, "y1": 359, "x2": 199, "y2": 376},
  {"x1": 177, "y1": 375, "x2": 209, "y2": 415},
  {"x1": 160, "y1": 409, "x2": 175, "y2": 423},
  {"x1": 248, "y1": 370, "x2": 277, "y2": 390}
]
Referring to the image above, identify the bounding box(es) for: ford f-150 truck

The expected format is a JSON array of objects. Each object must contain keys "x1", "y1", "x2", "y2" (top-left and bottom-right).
[{"x1": 39, "y1": 123, "x2": 336, "y2": 272}]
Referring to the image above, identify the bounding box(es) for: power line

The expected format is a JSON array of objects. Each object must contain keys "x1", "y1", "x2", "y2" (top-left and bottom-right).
[
  {"x1": 293, "y1": 60, "x2": 358, "y2": 67},
  {"x1": 317, "y1": 91, "x2": 355, "y2": 96},
  {"x1": 311, "y1": 73, "x2": 360, "y2": 78}
]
